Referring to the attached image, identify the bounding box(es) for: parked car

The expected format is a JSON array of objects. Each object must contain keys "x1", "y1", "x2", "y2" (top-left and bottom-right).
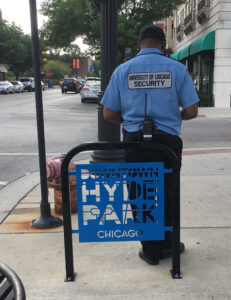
[
  {"x1": 0, "y1": 81, "x2": 14, "y2": 94},
  {"x1": 80, "y1": 78, "x2": 101, "y2": 103},
  {"x1": 77, "y1": 79, "x2": 85, "y2": 92},
  {"x1": 11, "y1": 81, "x2": 24, "y2": 93},
  {"x1": 19, "y1": 77, "x2": 34, "y2": 92},
  {"x1": 61, "y1": 78, "x2": 79, "y2": 94}
]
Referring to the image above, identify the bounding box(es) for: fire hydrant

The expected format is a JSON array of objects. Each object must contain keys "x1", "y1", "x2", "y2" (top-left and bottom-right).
[{"x1": 46, "y1": 155, "x2": 77, "y2": 215}]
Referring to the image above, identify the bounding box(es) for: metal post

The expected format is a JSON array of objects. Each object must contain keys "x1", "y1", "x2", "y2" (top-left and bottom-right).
[
  {"x1": 90, "y1": 0, "x2": 124, "y2": 163},
  {"x1": 29, "y1": 0, "x2": 62, "y2": 229},
  {"x1": 171, "y1": 169, "x2": 182, "y2": 279}
]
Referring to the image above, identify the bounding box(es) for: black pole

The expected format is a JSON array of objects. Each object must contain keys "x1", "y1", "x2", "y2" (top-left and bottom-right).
[
  {"x1": 61, "y1": 160, "x2": 76, "y2": 282},
  {"x1": 91, "y1": 0, "x2": 124, "y2": 163},
  {"x1": 171, "y1": 170, "x2": 182, "y2": 279},
  {"x1": 29, "y1": 0, "x2": 62, "y2": 229}
]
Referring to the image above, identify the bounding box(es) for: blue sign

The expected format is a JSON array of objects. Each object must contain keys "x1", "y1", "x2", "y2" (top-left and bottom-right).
[
  {"x1": 71, "y1": 162, "x2": 172, "y2": 243},
  {"x1": 89, "y1": 65, "x2": 94, "y2": 73}
]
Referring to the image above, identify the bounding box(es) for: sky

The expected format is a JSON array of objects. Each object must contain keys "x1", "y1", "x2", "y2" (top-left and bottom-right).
[{"x1": 0, "y1": 0, "x2": 88, "y2": 51}]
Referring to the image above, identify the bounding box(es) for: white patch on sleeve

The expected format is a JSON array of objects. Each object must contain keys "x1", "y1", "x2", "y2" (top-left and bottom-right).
[{"x1": 128, "y1": 72, "x2": 172, "y2": 89}]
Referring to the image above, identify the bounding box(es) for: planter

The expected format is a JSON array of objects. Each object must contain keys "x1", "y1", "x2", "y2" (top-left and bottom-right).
[{"x1": 48, "y1": 181, "x2": 77, "y2": 215}]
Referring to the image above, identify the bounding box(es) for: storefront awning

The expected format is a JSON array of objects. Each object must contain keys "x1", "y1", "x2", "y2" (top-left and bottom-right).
[
  {"x1": 0, "y1": 65, "x2": 8, "y2": 73},
  {"x1": 190, "y1": 31, "x2": 215, "y2": 55},
  {"x1": 171, "y1": 31, "x2": 215, "y2": 60},
  {"x1": 178, "y1": 44, "x2": 191, "y2": 60},
  {"x1": 171, "y1": 51, "x2": 180, "y2": 60}
]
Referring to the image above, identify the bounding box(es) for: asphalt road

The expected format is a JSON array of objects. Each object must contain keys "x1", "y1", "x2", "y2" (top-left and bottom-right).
[
  {"x1": 0, "y1": 89, "x2": 98, "y2": 189},
  {"x1": 0, "y1": 88, "x2": 231, "y2": 189}
]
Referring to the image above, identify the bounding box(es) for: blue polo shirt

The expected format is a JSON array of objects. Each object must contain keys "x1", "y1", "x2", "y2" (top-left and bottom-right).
[{"x1": 100, "y1": 48, "x2": 199, "y2": 135}]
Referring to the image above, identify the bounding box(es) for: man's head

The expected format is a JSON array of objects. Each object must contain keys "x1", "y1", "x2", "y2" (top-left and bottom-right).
[{"x1": 138, "y1": 25, "x2": 166, "y2": 53}]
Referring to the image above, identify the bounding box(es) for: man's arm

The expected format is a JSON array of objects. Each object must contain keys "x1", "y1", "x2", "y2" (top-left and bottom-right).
[
  {"x1": 181, "y1": 103, "x2": 198, "y2": 120},
  {"x1": 103, "y1": 106, "x2": 123, "y2": 124}
]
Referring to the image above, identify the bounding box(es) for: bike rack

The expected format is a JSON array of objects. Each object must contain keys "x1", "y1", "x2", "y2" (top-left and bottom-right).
[{"x1": 61, "y1": 142, "x2": 182, "y2": 281}]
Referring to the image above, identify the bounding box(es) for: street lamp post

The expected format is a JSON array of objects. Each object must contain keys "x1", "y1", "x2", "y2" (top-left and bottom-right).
[
  {"x1": 90, "y1": 0, "x2": 124, "y2": 163},
  {"x1": 29, "y1": 0, "x2": 62, "y2": 229}
]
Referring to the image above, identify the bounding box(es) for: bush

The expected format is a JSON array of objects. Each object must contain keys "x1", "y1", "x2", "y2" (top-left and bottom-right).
[{"x1": 197, "y1": 91, "x2": 213, "y2": 107}]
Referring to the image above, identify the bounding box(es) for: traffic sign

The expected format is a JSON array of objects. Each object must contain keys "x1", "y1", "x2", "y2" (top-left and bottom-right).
[{"x1": 125, "y1": 48, "x2": 132, "y2": 59}]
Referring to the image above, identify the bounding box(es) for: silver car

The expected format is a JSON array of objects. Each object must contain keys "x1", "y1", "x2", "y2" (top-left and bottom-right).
[
  {"x1": 0, "y1": 81, "x2": 14, "y2": 94},
  {"x1": 80, "y1": 78, "x2": 101, "y2": 103},
  {"x1": 11, "y1": 81, "x2": 24, "y2": 93}
]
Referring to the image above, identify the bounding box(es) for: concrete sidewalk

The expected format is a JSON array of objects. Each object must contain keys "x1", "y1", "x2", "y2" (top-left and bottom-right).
[
  {"x1": 0, "y1": 107, "x2": 231, "y2": 299},
  {"x1": 1, "y1": 149, "x2": 231, "y2": 299}
]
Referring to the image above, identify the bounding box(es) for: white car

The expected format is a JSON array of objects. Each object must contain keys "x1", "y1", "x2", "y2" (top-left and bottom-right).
[
  {"x1": 11, "y1": 81, "x2": 24, "y2": 93},
  {"x1": 80, "y1": 78, "x2": 101, "y2": 103},
  {"x1": 19, "y1": 77, "x2": 34, "y2": 92},
  {"x1": 0, "y1": 81, "x2": 14, "y2": 94}
]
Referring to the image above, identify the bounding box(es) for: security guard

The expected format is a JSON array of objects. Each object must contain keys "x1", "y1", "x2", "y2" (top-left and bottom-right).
[{"x1": 101, "y1": 25, "x2": 199, "y2": 265}]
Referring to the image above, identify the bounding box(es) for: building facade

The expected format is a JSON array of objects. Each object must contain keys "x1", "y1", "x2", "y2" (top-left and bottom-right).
[{"x1": 168, "y1": 0, "x2": 231, "y2": 107}]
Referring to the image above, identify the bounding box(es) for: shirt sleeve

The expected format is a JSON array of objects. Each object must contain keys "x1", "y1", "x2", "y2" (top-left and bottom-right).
[
  {"x1": 100, "y1": 69, "x2": 121, "y2": 112},
  {"x1": 179, "y1": 69, "x2": 200, "y2": 109}
]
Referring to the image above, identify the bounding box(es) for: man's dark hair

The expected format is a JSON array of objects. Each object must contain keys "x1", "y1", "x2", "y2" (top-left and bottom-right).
[{"x1": 139, "y1": 25, "x2": 166, "y2": 43}]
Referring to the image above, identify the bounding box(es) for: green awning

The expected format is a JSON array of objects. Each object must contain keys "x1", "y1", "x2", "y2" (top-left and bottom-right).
[
  {"x1": 178, "y1": 44, "x2": 191, "y2": 60},
  {"x1": 190, "y1": 31, "x2": 215, "y2": 55},
  {"x1": 171, "y1": 44, "x2": 191, "y2": 60},
  {"x1": 171, "y1": 51, "x2": 180, "y2": 60},
  {"x1": 171, "y1": 31, "x2": 215, "y2": 61}
]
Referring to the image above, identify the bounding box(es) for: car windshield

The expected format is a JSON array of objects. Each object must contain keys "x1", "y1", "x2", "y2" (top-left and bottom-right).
[
  {"x1": 64, "y1": 79, "x2": 75, "y2": 84},
  {"x1": 0, "y1": 82, "x2": 6, "y2": 86},
  {"x1": 20, "y1": 79, "x2": 30, "y2": 82},
  {"x1": 11, "y1": 82, "x2": 18, "y2": 85},
  {"x1": 86, "y1": 80, "x2": 101, "y2": 87}
]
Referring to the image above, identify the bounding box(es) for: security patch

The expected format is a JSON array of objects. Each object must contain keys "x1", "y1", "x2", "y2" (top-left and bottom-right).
[{"x1": 128, "y1": 72, "x2": 172, "y2": 89}]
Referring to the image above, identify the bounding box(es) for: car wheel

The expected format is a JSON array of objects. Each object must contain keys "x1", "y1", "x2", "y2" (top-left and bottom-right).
[{"x1": 81, "y1": 98, "x2": 86, "y2": 103}]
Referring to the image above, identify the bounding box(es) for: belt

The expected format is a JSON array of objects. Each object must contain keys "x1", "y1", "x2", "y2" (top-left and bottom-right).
[
  {"x1": 123, "y1": 128, "x2": 169, "y2": 135},
  {"x1": 123, "y1": 128, "x2": 171, "y2": 142}
]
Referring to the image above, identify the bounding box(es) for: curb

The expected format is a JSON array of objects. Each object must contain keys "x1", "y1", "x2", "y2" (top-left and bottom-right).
[{"x1": 0, "y1": 172, "x2": 40, "y2": 224}]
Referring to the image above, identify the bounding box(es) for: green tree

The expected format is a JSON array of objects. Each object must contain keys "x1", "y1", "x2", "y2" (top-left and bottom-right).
[
  {"x1": 0, "y1": 20, "x2": 33, "y2": 78},
  {"x1": 43, "y1": 60, "x2": 72, "y2": 80},
  {"x1": 41, "y1": 0, "x2": 186, "y2": 62}
]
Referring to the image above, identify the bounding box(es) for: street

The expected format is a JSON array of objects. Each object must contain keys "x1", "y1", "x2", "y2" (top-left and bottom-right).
[
  {"x1": 0, "y1": 88, "x2": 98, "y2": 189},
  {"x1": 0, "y1": 89, "x2": 231, "y2": 189}
]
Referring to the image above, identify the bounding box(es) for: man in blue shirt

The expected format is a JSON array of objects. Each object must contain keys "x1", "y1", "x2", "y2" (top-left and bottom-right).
[{"x1": 101, "y1": 25, "x2": 199, "y2": 265}]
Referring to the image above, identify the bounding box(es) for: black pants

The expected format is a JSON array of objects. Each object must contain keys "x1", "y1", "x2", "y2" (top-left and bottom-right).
[{"x1": 123, "y1": 130, "x2": 183, "y2": 258}]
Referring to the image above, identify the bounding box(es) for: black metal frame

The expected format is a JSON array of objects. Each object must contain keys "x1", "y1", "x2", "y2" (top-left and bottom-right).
[{"x1": 61, "y1": 142, "x2": 182, "y2": 281}]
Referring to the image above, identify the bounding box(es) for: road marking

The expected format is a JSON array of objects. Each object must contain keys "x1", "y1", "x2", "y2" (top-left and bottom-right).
[
  {"x1": 0, "y1": 181, "x2": 8, "y2": 186},
  {"x1": 0, "y1": 148, "x2": 231, "y2": 157},
  {"x1": 0, "y1": 150, "x2": 94, "y2": 156},
  {"x1": 0, "y1": 153, "x2": 61, "y2": 156},
  {"x1": 183, "y1": 148, "x2": 231, "y2": 156}
]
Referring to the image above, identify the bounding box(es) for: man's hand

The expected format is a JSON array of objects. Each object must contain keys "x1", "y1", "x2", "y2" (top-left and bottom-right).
[
  {"x1": 103, "y1": 107, "x2": 123, "y2": 124},
  {"x1": 181, "y1": 103, "x2": 198, "y2": 120}
]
